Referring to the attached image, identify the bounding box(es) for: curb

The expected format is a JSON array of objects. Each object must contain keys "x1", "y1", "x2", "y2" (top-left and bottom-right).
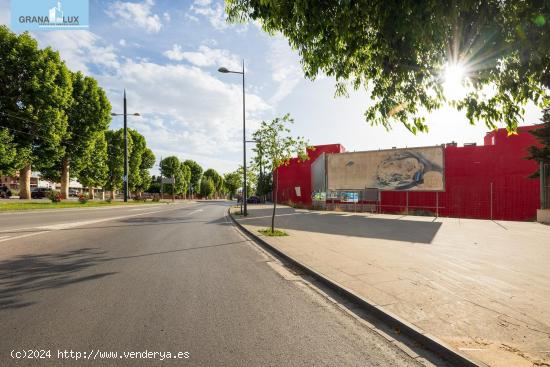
[{"x1": 228, "y1": 208, "x2": 484, "y2": 367}]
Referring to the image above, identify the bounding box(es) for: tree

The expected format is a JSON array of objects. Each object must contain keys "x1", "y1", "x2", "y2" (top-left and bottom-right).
[
  {"x1": 160, "y1": 156, "x2": 190, "y2": 196},
  {"x1": 127, "y1": 129, "x2": 147, "y2": 194},
  {"x1": 105, "y1": 129, "x2": 132, "y2": 199},
  {"x1": 200, "y1": 177, "x2": 215, "y2": 199},
  {"x1": 227, "y1": 1, "x2": 550, "y2": 133},
  {"x1": 250, "y1": 135, "x2": 272, "y2": 199},
  {"x1": 252, "y1": 114, "x2": 309, "y2": 232},
  {"x1": 0, "y1": 26, "x2": 72, "y2": 198},
  {"x1": 256, "y1": 172, "x2": 272, "y2": 199},
  {"x1": 528, "y1": 107, "x2": 550, "y2": 177},
  {"x1": 179, "y1": 162, "x2": 191, "y2": 197},
  {"x1": 183, "y1": 160, "x2": 203, "y2": 197},
  {"x1": 223, "y1": 170, "x2": 242, "y2": 200},
  {"x1": 137, "y1": 148, "x2": 156, "y2": 196},
  {"x1": 41, "y1": 71, "x2": 111, "y2": 198},
  {"x1": 77, "y1": 132, "x2": 108, "y2": 199},
  {"x1": 203, "y1": 168, "x2": 223, "y2": 198},
  {"x1": 0, "y1": 128, "x2": 17, "y2": 176}
]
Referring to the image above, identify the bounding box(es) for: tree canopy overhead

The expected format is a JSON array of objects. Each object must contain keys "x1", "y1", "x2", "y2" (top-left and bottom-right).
[{"x1": 226, "y1": 1, "x2": 550, "y2": 133}]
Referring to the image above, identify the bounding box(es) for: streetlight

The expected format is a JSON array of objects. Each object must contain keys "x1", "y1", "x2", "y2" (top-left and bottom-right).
[
  {"x1": 218, "y1": 60, "x2": 247, "y2": 216},
  {"x1": 111, "y1": 89, "x2": 140, "y2": 202}
]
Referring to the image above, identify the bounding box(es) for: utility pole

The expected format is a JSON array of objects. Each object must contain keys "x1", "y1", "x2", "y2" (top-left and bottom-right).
[
  {"x1": 159, "y1": 156, "x2": 163, "y2": 201},
  {"x1": 110, "y1": 91, "x2": 139, "y2": 203},
  {"x1": 123, "y1": 89, "x2": 128, "y2": 202},
  {"x1": 217, "y1": 60, "x2": 247, "y2": 215},
  {"x1": 242, "y1": 60, "x2": 247, "y2": 216}
]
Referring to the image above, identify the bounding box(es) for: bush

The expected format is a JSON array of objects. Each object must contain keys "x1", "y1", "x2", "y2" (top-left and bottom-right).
[
  {"x1": 105, "y1": 198, "x2": 112, "y2": 203},
  {"x1": 152, "y1": 195, "x2": 160, "y2": 202},
  {"x1": 48, "y1": 190, "x2": 62, "y2": 203},
  {"x1": 78, "y1": 194, "x2": 88, "y2": 204}
]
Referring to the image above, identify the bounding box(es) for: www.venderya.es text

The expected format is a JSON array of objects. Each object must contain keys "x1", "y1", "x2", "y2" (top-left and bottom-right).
[{"x1": 11, "y1": 349, "x2": 190, "y2": 361}]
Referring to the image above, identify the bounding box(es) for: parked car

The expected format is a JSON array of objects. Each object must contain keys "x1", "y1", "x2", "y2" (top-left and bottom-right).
[
  {"x1": 31, "y1": 187, "x2": 52, "y2": 199},
  {"x1": 247, "y1": 196, "x2": 261, "y2": 204},
  {"x1": 69, "y1": 189, "x2": 79, "y2": 197},
  {"x1": 0, "y1": 185, "x2": 11, "y2": 199}
]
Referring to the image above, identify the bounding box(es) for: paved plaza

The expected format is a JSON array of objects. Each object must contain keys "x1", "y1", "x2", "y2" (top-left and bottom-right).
[{"x1": 235, "y1": 205, "x2": 550, "y2": 367}]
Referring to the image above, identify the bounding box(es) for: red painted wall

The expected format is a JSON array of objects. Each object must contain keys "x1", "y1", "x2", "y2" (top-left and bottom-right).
[
  {"x1": 276, "y1": 126, "x2": 541, "y2": 221},
  {"x1": 275, "y1": 144, "x2": 345, "y2": 205}
]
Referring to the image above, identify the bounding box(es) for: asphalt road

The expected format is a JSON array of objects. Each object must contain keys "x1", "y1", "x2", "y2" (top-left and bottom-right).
[{"x1": 0, "y1": 201, "x2": 420, "y2": 366}]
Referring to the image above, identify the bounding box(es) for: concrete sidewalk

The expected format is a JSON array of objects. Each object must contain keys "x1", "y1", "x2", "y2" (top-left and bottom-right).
[{"x1": 232, "y1": 205, "x2": 550, "y2": 367}]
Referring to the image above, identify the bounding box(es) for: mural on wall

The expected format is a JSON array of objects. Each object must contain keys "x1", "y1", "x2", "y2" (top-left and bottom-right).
[
  {"x1": 326, "y1": 146, "x2": 445, "y2": 191},
  {"x1": 375, "y1": 151, "x2": 443, "y2": 190}
]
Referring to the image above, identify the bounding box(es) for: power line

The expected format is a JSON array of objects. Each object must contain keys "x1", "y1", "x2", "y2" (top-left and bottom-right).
[{"x1": 0, "y1": 111, "x2": 107, "y2": 146}]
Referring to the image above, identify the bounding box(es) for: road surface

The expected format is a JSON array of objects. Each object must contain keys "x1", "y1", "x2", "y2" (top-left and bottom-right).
[{"x1": 0, "y1": 201, "x2": 420, "y2": 366}]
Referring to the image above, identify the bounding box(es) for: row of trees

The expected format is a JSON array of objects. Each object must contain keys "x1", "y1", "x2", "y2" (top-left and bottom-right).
[
  {"x1": 0, "y1": 26, "x2": 155, "y2": 199},
  {"x1": 149, "y1": 156, "x2": 245, "y2": 200}
]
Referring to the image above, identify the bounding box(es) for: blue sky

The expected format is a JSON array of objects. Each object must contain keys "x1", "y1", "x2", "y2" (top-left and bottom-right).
[{"x1": 0, "y1": 0, "x2": 543, "y2": 174}]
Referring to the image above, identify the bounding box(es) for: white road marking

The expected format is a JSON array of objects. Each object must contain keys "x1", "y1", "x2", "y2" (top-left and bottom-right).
[
  {"x1": 0, "y1": 231, "x2": 49, "y2": 243},
  {"x1": 0, "y1": 205, "x2": 191, "y2": 243},
  {"x1": 0, "y1": 203, "x2": 168, "y2": 216},
  {"x1": 0, "y1": 226, "x2": 40, "y2": 233},
  {"x1": 187, "y1": 209, "x2": 203, "y2": 215},
  {"x1": 0, "y1": 235, "x2": 10, "y2": 240}
]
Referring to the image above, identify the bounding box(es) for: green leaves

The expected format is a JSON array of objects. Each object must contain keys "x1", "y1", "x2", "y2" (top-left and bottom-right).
[
  {"x1": 251, "y1": 113, "x2": 309, "y2": 172},
  {"x1": 226, "y1": 1, "x2": 550, "y2": 132},
  {"x1": 0, "y1": 128, "x2": 17, "y2": 176},
  {"x1": 160, "y1": 156, "x2": 190, "y2": 195},
  {"x1": 183, "y1": 160, "x2": 203, "y2": 193},
  {"x1": 223, "y1": 170, "x2": 242, "y2": 199},
  {"x1": 0, "y1": 26, "x2": 72, "y2": 170},
  {"x1": 528, "y1": 107, "x2": 550, "y2": 176},
  {"x1": 199, "y1": 177, "x2": 215, "y2": 199}
]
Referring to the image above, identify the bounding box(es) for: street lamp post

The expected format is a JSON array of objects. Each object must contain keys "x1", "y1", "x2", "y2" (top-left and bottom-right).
[
  {"x1": 218, "y1": 60, "x2": 247, "y2": 216},
  {"x1": 111, "y1": 89, "x2": 140, "y2": 202}
]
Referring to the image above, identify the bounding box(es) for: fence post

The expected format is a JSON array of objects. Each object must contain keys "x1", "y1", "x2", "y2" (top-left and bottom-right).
[
  {"x1": 541, "y1": 162, "x2": 547, "y2": 210},
  {"x1": 490, "y1": 182, "x2": 493, "y2": 220}
]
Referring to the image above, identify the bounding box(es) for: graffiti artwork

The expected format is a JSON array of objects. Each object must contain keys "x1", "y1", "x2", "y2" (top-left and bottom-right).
[
  {"x1": 375, "y1": 151, "x2": 443, "y2": 190},
  {"x1": 326, "y1": 146, "x2": 445, "y2": 191}
]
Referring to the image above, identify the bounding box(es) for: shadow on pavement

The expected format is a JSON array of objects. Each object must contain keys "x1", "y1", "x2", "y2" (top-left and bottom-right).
[
  {"x1": 0, "y1": 248, "x2": 115, "y2": 310},
  {"x1": 239, "y1": 207, "x2": 442, "y2": 244}
]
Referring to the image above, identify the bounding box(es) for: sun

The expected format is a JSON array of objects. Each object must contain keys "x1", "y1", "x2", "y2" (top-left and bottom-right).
[{"x1": 443, "y1": 62, "x2": 468, "y2": 101}]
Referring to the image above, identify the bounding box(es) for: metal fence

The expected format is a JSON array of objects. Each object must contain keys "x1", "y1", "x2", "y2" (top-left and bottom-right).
[{"x1": 308, "y1": 177, "x2": 540, "y2": 221}]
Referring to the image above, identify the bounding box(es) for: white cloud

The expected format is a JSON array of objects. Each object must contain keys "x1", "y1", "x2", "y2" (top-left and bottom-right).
[
  {"x1": 33, "y1": 31, "x2": 120, "y2": 74},
  {"x1": 268, "y1": 36, "x2": 303, "y2": 105},
  {"x1": 99, "y1": 60, "x2": 270, "y2": 172},
  {"x1": 119, "y1": 38, "x2": 127, "y2": 46},
  {"x1": 163, "y1": 12, "x2": 170, "y2": 22},
  {"x1": 0, "y1": 0, "x2": 9, "y2": 25},
  {"x1": 28, "y1": 29, "x2": 271, "y2": 173},
  {"x1": 164, "y1": 44, "x2": 241, "y2": 71},
  {"x1": 189, "y1": 0, "x2": 246, "y2": 31},
  {"x1": 106, "y1": 0, "x2": 163, "y2": 33}
]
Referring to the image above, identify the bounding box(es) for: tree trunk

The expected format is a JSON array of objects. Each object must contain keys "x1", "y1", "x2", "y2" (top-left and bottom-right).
[
  {"x1": 271, "y1": 174, "x2": 277, "y2": 233},
  {"x1": 60, "y1": 157, "x2": 70, "y2": 199},
  {"x1": 19, "y1": 163, "x2": 32, "y2": 199},
  {"x1": 101, "y1": 190, "x2": 105, "y2": 200},
  {"x1": 89, "y1": 187, "x2": 94, "y2": 200},
  {"x1": 110, "y1": 190, "x2": 115, "y2": 200}
]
